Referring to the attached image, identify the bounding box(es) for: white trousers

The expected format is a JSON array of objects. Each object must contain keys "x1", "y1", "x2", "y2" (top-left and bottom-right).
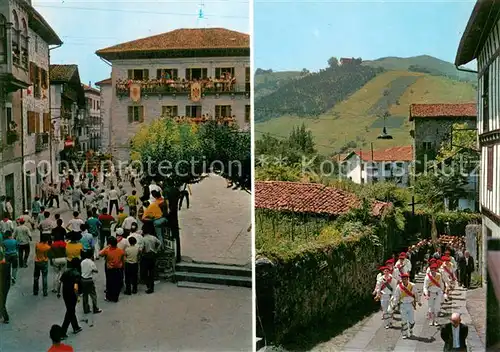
[
  {"x1": 52, "y1": 260, "x2": 66, "y2": 293},
  {"x1": 380, "y1": 295, "x2": 392, "y2": 326},
  {"x1": 400, "y1": 302, "x2": 415, "y2": 337},
  {"x1": 427, "y1": 291, "x2": 442, "y2": 317}
]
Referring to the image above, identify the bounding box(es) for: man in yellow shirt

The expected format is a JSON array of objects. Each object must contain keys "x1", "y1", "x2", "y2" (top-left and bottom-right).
[
  {"x1": 34, "y1": 234, "x2": 51, "y2": 296},
  {"x1": 65, "y1": 234, "x2": 83, "y2": 273},
  {"x1": 142, "y1": 191, "x2": 168, "y2": 248}
]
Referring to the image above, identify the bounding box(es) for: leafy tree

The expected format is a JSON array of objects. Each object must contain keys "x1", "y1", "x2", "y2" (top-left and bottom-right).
[{"x1": 328, "y1": 57, "x2": 339, "y2": 68}]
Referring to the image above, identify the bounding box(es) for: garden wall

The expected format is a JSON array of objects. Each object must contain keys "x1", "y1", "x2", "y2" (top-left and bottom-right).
[{"x1": 256, "y1": 216, "x2": 401, "y2": 345}]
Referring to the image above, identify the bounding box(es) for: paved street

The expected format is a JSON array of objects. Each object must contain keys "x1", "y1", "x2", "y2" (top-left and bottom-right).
[
  {"x1": 178, "y1": 175, "x2": 252, "y2": 266},
  {"x1": 260, "y1": 271, "x2": 485, "y2": 352},
  {"x1": 0, "y1": 175, "x2": 252, "y2": 351}
]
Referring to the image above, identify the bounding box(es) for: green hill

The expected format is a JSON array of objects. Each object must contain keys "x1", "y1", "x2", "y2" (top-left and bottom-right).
[
  {"x1": 255, "y1": 64, "x2": 384, "y2": 122},
  {"x1": 362, "y1": 55, "x2": 476, "y2": 83},
  {"x1": 255, "y1": 69, "x2": 477, "y2": 155},
  {"x1": 254, "y1": 69, "x2": 302, "y2": 99}
]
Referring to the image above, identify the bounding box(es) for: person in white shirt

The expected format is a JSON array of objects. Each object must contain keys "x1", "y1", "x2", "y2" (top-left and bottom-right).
[
  {"x1": 80, "y1": 252, "x2": 102, "y2": 314},
  {"x1": 116, "y1": 228, "x2": 129, "y2": 251},
  {"x1": 128, "y1": 223, "x2": 144, "y2": 251},
  {"x1": 122, "y1": 212, "x2": 136, "y2": 237},
  {"x1": 1, "y1": 217, "x2": 15, "y2": 233},
  {"x1": 66, "y1": 211, "x2": 85, "y2": 236},
  {"x1": 148, "y1": 180, "x2": 162, "y2": 204},
  {"x1": 108, "y1": 186, "x2": 119, "y2": 216}
]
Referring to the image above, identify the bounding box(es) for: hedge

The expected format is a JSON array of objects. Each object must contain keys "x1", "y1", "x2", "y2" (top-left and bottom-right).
[
  {"x1": 404, "y1": 210, "x2": 481, "y2": 242},
  {"x1": 255, "y1": 210, "x2": 403, "y2": 345}
]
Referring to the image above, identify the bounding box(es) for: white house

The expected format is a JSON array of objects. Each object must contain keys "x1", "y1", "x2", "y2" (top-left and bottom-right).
[
  {"x1": 341, "y1": 146, "x2": 413, "y2": 186},
  {"x1": 456, "y1": 1, "x2": 500, "y2": 240},
  {"x1": 95, "y1": 28, "x2": 251, "y2": 162}
]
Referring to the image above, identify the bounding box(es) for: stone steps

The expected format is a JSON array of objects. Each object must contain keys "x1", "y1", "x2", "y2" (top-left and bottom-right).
[{"x1": 175, "y1": 261, "x2": 252, "y2": 288}]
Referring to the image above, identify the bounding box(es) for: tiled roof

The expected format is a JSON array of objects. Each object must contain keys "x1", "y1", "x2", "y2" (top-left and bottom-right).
[
  {"x1": 345, "y1": 146, "x2": 413, "y2": 162},
  {"x1": 50, "y1": 64, "x2": 78, "y2": 83},
  {"x1": 409, "y1": 103, "x2": 476, "y2": 121},
  {"x1": 255, "y1": 181, "x2": 389, "y2": 216},
  {"x1": 82, "y1": 84, "x2": 100, "y2": 94},
  {"x1": 96, "y1": 28, "x2": 249, "y2": 56},
  {"x1": 95, "y1": 78, "x2": 111, "y2": 86}
]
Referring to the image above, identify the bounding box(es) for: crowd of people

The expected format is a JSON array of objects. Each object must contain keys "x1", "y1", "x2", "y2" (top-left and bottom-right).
[
  {"x1": 116, "y1": 71, "x2": 238, "y2": 94},
  {"x1": 0, "y1": 167, "x2": 194, "y2": 344},
  {"x1": 372, "y1": 236, "x2": 476, "y2": 339}
]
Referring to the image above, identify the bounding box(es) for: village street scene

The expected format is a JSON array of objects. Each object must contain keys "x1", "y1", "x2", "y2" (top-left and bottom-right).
[
  {"x1": 255, "y1": 1, "x2": 496, "y2": 351},
  {"x1": 0, "y1": 0, "x2": 251, "y2": 351}
]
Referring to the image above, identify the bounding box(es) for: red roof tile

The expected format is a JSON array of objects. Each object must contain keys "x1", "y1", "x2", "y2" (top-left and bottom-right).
[
  {"x1": 255, "y1": 181, "x2": 389, "y2": 216},
  {"x1": 345, "y1": 146, "x2": 413, "y2": 162},
  {"x1": 409, "y1": 103, "x2": 476, "y2": 121},
  {"x1": 96, "y1": 28, "x2": 249, "y2": 56},
  {"x1": 95, "y1": 78, "x2": 111, "y2": 86}
]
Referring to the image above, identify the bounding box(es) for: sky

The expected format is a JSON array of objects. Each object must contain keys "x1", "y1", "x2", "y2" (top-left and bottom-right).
[
  {"x1": 33, "y1": 0, "x2": 250, "y2": 86},
  {"x1": 255, "y1": 0, "x2": 477, "y2": 71}
]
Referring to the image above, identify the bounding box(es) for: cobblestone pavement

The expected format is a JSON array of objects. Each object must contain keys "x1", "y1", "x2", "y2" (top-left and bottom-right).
[
  {"x1": 260, "y1": 271, "x2": 485, "y2": 352},
  {"x1": 178, "y1": 175, "x2": 251, "y2": 266},
  {"x1": 0, "y1": 184, "x2": 252, "y2": 351}
]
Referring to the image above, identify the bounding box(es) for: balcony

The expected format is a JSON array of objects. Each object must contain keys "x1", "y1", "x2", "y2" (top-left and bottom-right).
[
  {"x1": 35, "y1": 132, "x2": 49, "y2": 152},
  {"x1": 166, "y1": 115, "x2": 237, "y2": 126},
  {"x1": 0, "y1": 39, "x2": 30, "y2": 93},
  {"x1": 116, "y1": 78, "x2": 250, "y2": 99}
]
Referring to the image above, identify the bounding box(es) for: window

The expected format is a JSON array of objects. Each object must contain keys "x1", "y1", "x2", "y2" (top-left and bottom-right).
[
  {"x1": 215, "y1": 105, "x2": 232, "y2": 118},
  {"x1": 97, "y1": 101, "x2": 100, "y2": 110},
  {"x1": 0, "y1": 14, "x2": 6, "y2": 64},
  {"x1": 185, "y1": 68, "x2": 208, "y2": 80},
  {"x1": 245, "y1": 105, "x2": 250, "y2": 123},
  {"x1": 127, "y1": 106, "x2": 144, "y2": 123},
  {"x1": 157, "y1": 69, "x2": 178, "y2": 80},
  {"x1": 11, "y1": 10, "x2": 19, "y2": 65},
  {"x1": 127, "y1": 69, "x2": 149, "y2": 81},
  {"x1": 185, "y1": 106, "x2": 202, "y2": 118},
  {"x1": 384, "y1": 162, "x2": 392, "y2": 171},
  {"x1": 423, "y1": 141, "x2": 432, "y2": 151},
  {"x1": 487, "y1": 146, "x2": 494, "y2": 191},
  {"x1": 162, "y1": 105, "x2": 178, "y2": 117},
  {"x1": 483, "y1": 69, "x2": 489, "y2": 132},
  {"x1": 20, "y1": 18, "x2": 28, "y2": 68},
  {"x1": 245, "y1": 67, "x2": 250, "y2": 82},
  {"x1": 215, "y1": 67, "x2": 235, "y2": 78},
  {"x1": 41, "y1": 69, "x2": 48, "y2": 90},
  {"x1": 30, "y1": 63, "x2": 41, "y2": 98},
  {"x1": 35, "y1": 35, "x2": 38, "y2": 53}
]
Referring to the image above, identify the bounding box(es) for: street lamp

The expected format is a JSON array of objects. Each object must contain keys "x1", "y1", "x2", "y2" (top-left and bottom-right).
[{"x1": 377, "y1": 115, "x2": 393, "y2": 140}]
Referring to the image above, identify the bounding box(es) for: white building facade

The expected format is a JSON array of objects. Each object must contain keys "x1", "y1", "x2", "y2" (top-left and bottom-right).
[
  {"x1": 95, "y1": 28, "x2": 251, "y2": 162},
  {"x1": 96, "y1": 78, "x2": 112, "y2": 153},
  {"x1": 83, "y1": 84, "x2": 101, "y2": 151},
  {"x1": 0, "y1": 0, "x2": 61, "y2": 216},
  {"x1": 456, "y1": 1, "x2": 500, "y2": 240},
  {"x1": 342, "y1": 146, "x2": 412, "y2": 187}
]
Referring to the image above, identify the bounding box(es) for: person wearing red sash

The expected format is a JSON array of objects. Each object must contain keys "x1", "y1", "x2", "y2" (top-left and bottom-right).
[
  {"x1": 423, "y1": 263, "x2": 445, "y2": 326},
  {"x1": 441, "y1": 255, "x2": 456, "y2": 299},
  {"x1": 426, "y1": 257, "x2": 437, "y2": 274},
  {"x1": 374, "y1": 266, "x2": 394, "y2": 329},
  {"x1": 389, "y1": 273, "x2": 421, "y2": 339},
  {"x1": 385, "y1": 258, "x2": 400, "y2": 282},
  {"x1": 395, "y1": 252, "x2": 412, "y2": 280}
]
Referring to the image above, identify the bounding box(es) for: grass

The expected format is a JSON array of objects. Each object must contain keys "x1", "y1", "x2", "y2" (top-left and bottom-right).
[
  {"x1": 255, "y1": 71, "x2": 477, "y2": 155},
  {"x1": 254, "y1": 71, "x2": 302, "y2": 99}
]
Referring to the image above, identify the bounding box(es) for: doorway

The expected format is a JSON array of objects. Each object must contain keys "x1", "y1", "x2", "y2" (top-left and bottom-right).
[{"x1": 5, "y1": 173, "x2": 14, "y2": 218}]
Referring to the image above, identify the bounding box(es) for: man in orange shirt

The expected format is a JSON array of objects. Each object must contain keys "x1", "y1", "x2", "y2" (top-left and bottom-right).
[
  {"x1": 47, "y1": 324, "x2": 74, "y2": 352},
  {"x1": 34, "y1": 233, "x2": 51, "y2": 296},
  {"x1": 99, "y1": 236, "x2": 125, "y2": 302}
]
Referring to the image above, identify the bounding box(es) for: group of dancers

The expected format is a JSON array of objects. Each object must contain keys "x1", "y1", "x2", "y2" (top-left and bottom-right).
[{"x1": 373, "y1": 240, "x2": 460, "y2": 339}]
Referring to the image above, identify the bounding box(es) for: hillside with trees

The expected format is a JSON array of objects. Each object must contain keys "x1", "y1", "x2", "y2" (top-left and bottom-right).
[{"x1": 255, "y1": 60, "x2": 384, "y2": 122}]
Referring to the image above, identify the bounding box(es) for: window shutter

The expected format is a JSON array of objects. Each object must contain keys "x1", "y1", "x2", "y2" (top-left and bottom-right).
[
  {"x1": 143, "y1": 69, "x2": 149, "y2": 80},
  {"x1": 43, "y1": 112, "x2": 50, "y2": 132},
  {"x1": 487, "y1": 146, "x2": 494, "y2": 191},
  {"x1": 127, "y1": 70, "x2": 133, "y2": 79},
  {"x1": 29, "y1": 62, "x2": 35, "y2": 83},
  {"x1": 35, "y1": 113, "x2": 40, "y2": 133},
  {"x1": 185, "y1": 106, "x2": 190, "y2": 117},
  {"x1": 128, "y1": 106, "x2": 133, "y2": 123},
  {"x1": 185, "y1": 69, "x2": 190, "y2": 80},
  {"x1": 202, "y1": 68, "x2": 208, "y2": 79},
  {"x1": 139, "y1": 106, "x2": 144, "y2": 122},
  {"x1": 157, "y1": 69, "x2": 161, "y2": 79}
]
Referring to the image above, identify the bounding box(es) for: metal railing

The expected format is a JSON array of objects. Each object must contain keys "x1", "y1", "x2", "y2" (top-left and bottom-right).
[{"x1": 116, "y1": 81, "x2": 250, "y2": 97}]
